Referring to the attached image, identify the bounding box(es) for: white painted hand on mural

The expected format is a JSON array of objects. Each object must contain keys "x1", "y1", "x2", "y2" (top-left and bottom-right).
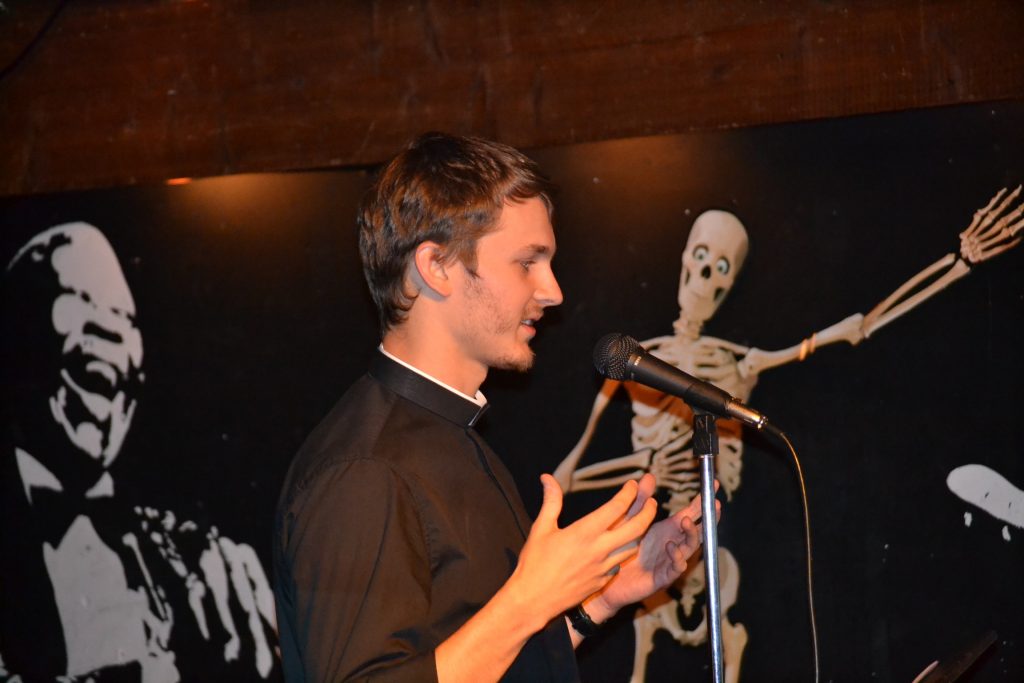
[{"x1": 135, "y1": 507, "x2": 278, "y2": 679}]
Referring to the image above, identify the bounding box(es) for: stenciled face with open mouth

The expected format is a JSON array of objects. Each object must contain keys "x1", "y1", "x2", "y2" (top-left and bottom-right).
[{"x1": 46, "y1": 225, "x2": 143, "y2": 467}]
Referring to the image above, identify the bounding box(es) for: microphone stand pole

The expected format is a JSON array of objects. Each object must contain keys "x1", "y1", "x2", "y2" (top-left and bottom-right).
[{"x1": 693, "y1": 408, "x2": 725, "y2": 683}]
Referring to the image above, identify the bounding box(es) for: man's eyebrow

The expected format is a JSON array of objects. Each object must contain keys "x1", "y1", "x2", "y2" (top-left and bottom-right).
[{"x1": 520, "y1": 244, "x2": 554, "y2": 257}]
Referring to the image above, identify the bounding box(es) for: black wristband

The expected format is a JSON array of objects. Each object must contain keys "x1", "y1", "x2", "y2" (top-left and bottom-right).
[{"x1": 565, "y1": 603, "x2": 600, "y2": 638}]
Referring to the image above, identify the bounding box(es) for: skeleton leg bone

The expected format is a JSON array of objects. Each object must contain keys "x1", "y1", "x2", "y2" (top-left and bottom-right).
[{"x1": 629, "y1": 548, "x2": 746, "y2": 683}]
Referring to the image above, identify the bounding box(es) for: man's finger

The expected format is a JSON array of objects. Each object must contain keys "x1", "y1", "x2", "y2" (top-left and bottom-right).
[
  {"x1": 604, "y1": 543, "x2": 641, "y2": 573},
  {"x1": 685, "y1": 479, "x2": 721, "y2": 517},
  {"x1": 604, "y1": 497, "x2": 656, "y2": 549},
  {"x1": 626, "y1": 473, "x2": 656, "y2": 518},
  {"x1": 666, "y1": 541, "x2": 687, "y2": 573},
  {"x1": 607, "y1": 538, "x2": 640, "y2": 560},
  {"x1": 679, "y1": 516, "x2": 702, "y2": 553},
  {"x1": 581, "y1": 479, "x2": 640, "y2": 531},
  {"x1": 534, "y1": 474, "x2": 564, "y2": 530}
]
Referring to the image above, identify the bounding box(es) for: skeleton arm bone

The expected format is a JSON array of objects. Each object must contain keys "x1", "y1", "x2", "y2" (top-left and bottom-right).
[
  {"x1": 740, "y1": 186, "x2": 1023, "y2": 378},
  {"x1": 737, "y1": 313, "x2": 868, "y2": 378},
  {"x1": 553, "y1": 379, "x2": 696, "y2": 494},
  {"x1": 568, "y1": 452, "x2": 655, "y2": 491},
  {"x1": 553, "y1": 378, "x2": 619, "y2": 491},
  {"x1": 740, "y1": 256, "x2": 975, "y2": 377},
  {"x1": 860, "y1": 253, "x2": 969, "y2": 338},
  {"x1": 569, "y1": 435, "x2": 698, "y2": 493}
]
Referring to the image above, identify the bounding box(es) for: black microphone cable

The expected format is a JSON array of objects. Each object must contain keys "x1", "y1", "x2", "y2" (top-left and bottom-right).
[{"x1": 764, "y1": 423, "x2": 820, "y2": 683}]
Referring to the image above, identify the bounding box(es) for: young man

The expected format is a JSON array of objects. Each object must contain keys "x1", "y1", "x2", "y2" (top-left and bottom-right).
[{"x1": 273, "y1": 133, "x2": 713, "y2": 682}]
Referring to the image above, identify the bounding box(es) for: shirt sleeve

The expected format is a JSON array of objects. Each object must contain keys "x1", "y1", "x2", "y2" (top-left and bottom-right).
[{"x1": 279, "y1": 458, "x2": 438, "y2": 682}]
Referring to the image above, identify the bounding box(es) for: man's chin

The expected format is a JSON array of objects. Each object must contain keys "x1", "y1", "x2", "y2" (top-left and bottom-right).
[{"x1": 493, "y1": 350, "x2": 535, "y2": 373}]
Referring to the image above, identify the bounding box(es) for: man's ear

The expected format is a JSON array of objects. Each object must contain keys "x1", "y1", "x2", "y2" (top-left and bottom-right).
[{"x1": 412, "y1": 241, "x2": 454, "y2": 298}]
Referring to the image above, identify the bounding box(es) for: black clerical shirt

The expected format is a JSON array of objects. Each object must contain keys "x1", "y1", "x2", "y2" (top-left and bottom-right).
[{"x1": 273, "y1": 352, "x2": 579, "y2": 682}]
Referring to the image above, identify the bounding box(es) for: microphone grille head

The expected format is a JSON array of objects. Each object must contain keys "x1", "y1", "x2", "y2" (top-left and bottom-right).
[{"x1": 593, "y1": 333, "x2": 641, "y2": 380}]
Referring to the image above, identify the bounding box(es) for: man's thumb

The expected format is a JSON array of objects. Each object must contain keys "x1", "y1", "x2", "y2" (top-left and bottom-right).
[{"x1": 535, "y1": 473, "x2": 563, "y2": 529}]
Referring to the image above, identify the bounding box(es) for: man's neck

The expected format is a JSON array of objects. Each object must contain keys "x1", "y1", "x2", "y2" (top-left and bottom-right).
[
  {"x1": 381, "y1": 328, "x2": 488, "y2": 397},
  {"x1": 378, "y1": 345, "x2": 487, "y2": 407}
]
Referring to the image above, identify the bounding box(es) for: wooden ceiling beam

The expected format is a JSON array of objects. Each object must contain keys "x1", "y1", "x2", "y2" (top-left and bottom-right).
[{"x1": 1, "y1": 0, "x2": 1020, "y2": 195}]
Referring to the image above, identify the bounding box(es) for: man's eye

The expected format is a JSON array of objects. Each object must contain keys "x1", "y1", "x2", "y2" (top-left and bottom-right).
[{"x1": 520, "y1": 261, "x2": 535, "y2": 270}]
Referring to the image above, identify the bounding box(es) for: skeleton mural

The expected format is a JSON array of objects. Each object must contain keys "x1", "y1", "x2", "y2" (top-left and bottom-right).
[
  {"x1": 554, "y1": 187, "x2": 1024, "y2": 682},
  {"x1": 0, "y1": 223, "x2": 278, "y2": 682}
]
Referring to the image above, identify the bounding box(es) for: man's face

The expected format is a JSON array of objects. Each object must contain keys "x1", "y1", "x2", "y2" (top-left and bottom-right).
[
  {"x1": 47, "y1": 226, "x2": 143, "y2": 467},
  {"x1": 450, "y1": 197, "x2": 563, "y2": 373}
]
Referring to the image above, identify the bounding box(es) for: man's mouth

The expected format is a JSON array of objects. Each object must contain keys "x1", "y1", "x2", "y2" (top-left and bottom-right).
[
  {"x1": 62, "y1": 352, "x2": 122, "y2": 399},
  {"x1": 520, "y1": 313, "x2": 543, "y2": 331}
]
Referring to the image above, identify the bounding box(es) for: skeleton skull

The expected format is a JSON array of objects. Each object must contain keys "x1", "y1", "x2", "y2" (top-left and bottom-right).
[{"x1": 678, "y1": 210, "x2": 749, "y2": 324}]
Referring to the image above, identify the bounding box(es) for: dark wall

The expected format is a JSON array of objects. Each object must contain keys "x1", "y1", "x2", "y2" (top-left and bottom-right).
[
  {"x1": 1, "y1": 0, "x2": 1022, "y2": 195},
  {"x1": 2, "y1": 102, "x2": 1021, "y2": 681}
]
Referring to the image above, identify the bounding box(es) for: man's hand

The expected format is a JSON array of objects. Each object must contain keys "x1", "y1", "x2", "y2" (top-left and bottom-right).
[
  {"x1": 506, "y1": 475, "x2": 658, "y2": 630},
  {"x1": 435, "y1": 476, "x2": 657, "y2": 682},
  {"x1": 586, "y1": 474, "x2": 719, "y2": 622},
  {"x1": 134, "y1": 507, "x2": 278, "y2": 679}
]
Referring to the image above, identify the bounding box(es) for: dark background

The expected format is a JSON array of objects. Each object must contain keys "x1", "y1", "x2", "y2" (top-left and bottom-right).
[{"x1": 2, "y1": 101, "x2": 1021, "y2": 681}]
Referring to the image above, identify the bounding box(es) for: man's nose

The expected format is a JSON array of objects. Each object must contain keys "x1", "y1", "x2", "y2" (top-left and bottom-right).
[{"x1": 537, "y1": 270, "x2": 564, "y2": 307}]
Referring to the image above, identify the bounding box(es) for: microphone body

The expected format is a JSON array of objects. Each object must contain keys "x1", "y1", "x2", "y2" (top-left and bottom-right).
[{"x1": 593, "y1": 333, "x2": 769, "y2": 430}]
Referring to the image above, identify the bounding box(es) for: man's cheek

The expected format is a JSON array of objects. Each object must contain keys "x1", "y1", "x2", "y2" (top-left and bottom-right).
[{"x1": 52, "y1": 293, "x2": 88, "y2": 342}]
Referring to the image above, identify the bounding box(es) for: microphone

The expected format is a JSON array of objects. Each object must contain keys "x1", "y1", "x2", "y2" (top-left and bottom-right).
[{"x1": 592, "y1": 333, "x2": 770, "y2": 430}]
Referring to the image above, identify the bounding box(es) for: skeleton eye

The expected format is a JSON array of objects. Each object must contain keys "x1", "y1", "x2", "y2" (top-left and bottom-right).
[
  {"x1": 716, "y1": 258, "x2": 730, "y2": 275},
  {"x1": 693, "y1": 245, "x2": 709, "y2": 261}
]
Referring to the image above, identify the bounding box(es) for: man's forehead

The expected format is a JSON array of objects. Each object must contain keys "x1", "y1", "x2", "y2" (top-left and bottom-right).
[
  {"x1": 490, "y1": 197, "x2": 557, "y2": 251},
  {"x1": 49, "y1": 226, "x2": 136, "y2": 314}
]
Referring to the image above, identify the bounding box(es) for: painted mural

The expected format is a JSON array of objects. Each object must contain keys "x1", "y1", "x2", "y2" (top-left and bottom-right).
[{"x1": 1, "y1": 102, "x2": 1021, "y2": 681}]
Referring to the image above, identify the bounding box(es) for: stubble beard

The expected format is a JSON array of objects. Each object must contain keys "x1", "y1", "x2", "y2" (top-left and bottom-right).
[
  {"x1": 463, "y1": 275, "x2": 536, "y2": 374},
  {"x1": 493, "y1": 347, "x2": 535, "y2": 373}
]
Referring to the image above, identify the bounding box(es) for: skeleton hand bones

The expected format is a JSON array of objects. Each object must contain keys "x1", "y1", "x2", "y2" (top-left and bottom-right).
[
  {"x1": 959, "y1": 185, "x2": 1023, "y2": 264},
  {"x1": 740, "y1": 186, "x2": 1023, "y2": 377},
  {"x1": 649, "y1": 434, "x2": 699, "y2": 492}
]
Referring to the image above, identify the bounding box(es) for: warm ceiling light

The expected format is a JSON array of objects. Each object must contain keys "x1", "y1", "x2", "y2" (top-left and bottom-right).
[{"x1": 165, "y1": 177, "x2": 192, "y2": 185}]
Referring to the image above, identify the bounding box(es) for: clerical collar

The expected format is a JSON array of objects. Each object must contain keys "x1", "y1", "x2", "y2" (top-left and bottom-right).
[
  {"x1": 377, "y1": 345, "x2": 487, "y2": 406},
  {"x1": 370, "y1": 349, "x2": 490, "y2": 428}
]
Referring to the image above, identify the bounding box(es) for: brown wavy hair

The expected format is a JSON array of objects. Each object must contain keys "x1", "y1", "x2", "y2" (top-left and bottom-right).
[{"x1": 358, "y1": 132, "x2": 554, "y2": 332}]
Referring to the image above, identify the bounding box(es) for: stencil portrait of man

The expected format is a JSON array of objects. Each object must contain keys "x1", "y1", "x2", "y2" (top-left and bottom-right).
[{"x1": 1, "y1": 222, "x2": 278, "y2": 682}]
